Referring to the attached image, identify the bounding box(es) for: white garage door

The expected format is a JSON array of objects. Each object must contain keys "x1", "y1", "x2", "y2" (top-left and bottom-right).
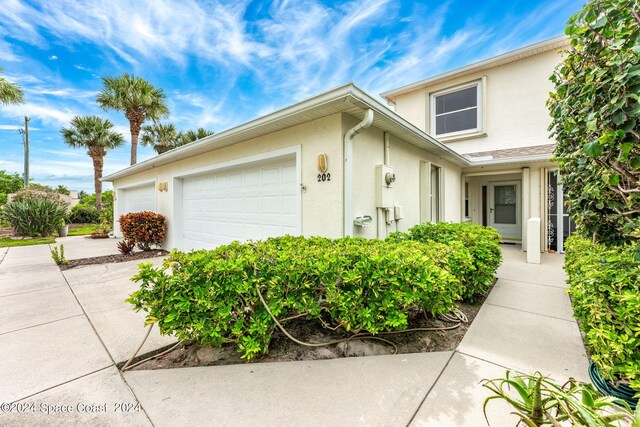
[
  {"x1": 120, "y1": 183, "x2": 156, "y2": 214},
  {"x1": 181, "y1": 156, "x2": 299, "y2": 250}
]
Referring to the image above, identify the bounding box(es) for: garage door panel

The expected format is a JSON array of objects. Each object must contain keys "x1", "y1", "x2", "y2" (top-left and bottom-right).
[
  {"x1": 121, "y1": 184, "x2": 155, "y2": 214},
  {"x1": 181, "y1": 156, "x2": 299, "y2": 250}
]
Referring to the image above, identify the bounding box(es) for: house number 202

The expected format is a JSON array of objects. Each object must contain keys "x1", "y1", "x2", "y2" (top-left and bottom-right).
[{"x1": 317, "y1": 173, "x2": 331, "y2": 182}]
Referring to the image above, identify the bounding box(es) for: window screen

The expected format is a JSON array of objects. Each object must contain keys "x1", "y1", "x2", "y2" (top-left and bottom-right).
[{"x1": 434, "y1": 85, "x2": 478, "y2": 136}]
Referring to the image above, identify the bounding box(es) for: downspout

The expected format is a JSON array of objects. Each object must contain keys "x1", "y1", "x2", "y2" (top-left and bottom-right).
[
  {"x1": 344, "y1": 109, "x2": 374, "y2": 237},
  {"x1": 378, "y1": 132, "x2": 391, "y2": 239}
]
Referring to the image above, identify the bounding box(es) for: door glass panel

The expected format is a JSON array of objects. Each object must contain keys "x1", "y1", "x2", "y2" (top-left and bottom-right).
[
  {"x1": 547, "y1": 171, "x2": 558, "y2": 251},
  {"x1": 494, "y1": 185, "x2": 516, "y2": 224}
]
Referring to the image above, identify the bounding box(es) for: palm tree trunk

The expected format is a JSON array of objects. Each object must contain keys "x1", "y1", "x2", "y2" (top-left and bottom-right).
[
  {"x1": 130, "y1": 126, "x2": 139, "y2": 165},
  {"x1": 89, "y1": 149, "x2": 105, "y2": 212}
]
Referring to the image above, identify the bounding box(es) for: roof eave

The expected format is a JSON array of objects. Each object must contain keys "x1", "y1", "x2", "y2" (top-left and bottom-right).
[
  {"x1": 380, "y1": 35, "x2": 568, "y2": 105},
  {"x1": 103, "y1": 84, "x2": 470, "y2": 182}
]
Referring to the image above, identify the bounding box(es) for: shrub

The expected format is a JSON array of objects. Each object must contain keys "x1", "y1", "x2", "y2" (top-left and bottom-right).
[
  {"x1": 51, "y1": 245, "x2": 68, "y2": 266},
  {"x1": 128, "y1": 235, "x2": 463, "y2": 361},
  {"x1": 548, "y1": 0, "x2": 640, "y2": 248},
  {"x1": 10, "y1": 186, "x2": 68, "y2": 209},
  {"x1": 1, "y1": 199, "x2": 68, "y2": 237},
  {"x1": 389, "y1": 222, "x2": 502, "y2": 301},
  {"x1": 565, "y1": 235, "x2": 640, "y2": 393},
  {"x1": 69, "y1": 204, "x2": 100, "y2": 224},
  {"x1": 119, "y1": 211, "x2": 166, "y2": 250},
  {"x1": 117, "y1": 239, "x2": 135, "y2": 255}
]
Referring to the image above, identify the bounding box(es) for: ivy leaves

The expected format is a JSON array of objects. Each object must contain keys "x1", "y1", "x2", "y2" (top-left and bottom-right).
[{"x1": 548, "y1": 0, "x2": 640, "y2": 250}]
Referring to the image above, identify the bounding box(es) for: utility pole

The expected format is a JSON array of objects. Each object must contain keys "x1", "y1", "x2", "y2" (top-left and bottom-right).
[{"x1": 19, "y1": 116, "x2": 30, "y2": 187}]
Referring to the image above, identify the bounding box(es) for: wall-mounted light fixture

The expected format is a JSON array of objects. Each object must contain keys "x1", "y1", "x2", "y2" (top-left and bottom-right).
[
  {"x1": 317, "y1": 153, "x2": 328, "y2": 173},
  {"x1": 157, "y1": 182, "x2": 168, "y2": 192}
]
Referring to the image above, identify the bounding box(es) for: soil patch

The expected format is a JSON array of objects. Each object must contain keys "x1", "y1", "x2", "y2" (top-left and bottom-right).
[
  {"x1": 60, "y1": 250, "x2": 169, "y2": 270},
  {"x1": 131, "y1": 287, "x2": 491, "y2": 370}
]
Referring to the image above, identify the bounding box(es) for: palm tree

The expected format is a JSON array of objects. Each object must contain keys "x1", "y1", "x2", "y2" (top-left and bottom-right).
[
  {"x1": 0, "y1": 67, "x2": 24, "y2": 105},
  {"x1": 96, "y1": 74, "x2": 169, "y2": 165},
  {"x1": 141, "y1": 122, "x2": 182, "y2": 155},
  {"x1": 180, "y1": 127, "x2": 215, "y2": 145},
  {"x1": 61, "y1": 116, "x2": 124, "y2": 212}
]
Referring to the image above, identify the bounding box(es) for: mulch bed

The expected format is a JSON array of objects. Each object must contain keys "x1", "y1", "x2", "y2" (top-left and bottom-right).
[
  {"x1": 131, "y1": 285, "x2": 492, "y2": 370},
  {"x1": 60, "y1": 250, "x2": 169, "y2": 270}
]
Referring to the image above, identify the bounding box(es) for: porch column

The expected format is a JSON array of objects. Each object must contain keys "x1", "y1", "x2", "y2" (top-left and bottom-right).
[{"x1": 522, "y1": 167, "x2": 530, "y2": 251}]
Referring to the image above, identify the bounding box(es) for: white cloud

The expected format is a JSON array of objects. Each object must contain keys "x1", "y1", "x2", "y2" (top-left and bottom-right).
[
  {"x1": 0, "y1": 102, "x2": 76, "y2": 127},
  {"x1": 48, "y1": 55, "x2": 57, "y2": 60}
]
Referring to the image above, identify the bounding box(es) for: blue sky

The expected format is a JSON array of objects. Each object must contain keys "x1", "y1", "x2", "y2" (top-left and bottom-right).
[{"x1": 0, "y1": 0, "x2": 581, "y2": 193}]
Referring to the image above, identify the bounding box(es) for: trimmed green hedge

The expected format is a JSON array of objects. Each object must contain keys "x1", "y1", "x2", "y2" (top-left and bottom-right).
[
  {"x1": 565, "y1": 235, "x2": 640, "y2": 392},
  {"x1": 389, "y1": 222, "x2": 502, "y2": 301}
]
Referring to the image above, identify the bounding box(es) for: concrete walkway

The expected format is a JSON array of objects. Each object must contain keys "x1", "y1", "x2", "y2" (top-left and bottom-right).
[{"x1": 0, "y1": 242, "x2": 588, "y2": 426}]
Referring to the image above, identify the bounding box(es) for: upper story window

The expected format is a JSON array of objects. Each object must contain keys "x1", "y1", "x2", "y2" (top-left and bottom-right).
[{"x1": 431, "y1": 82, "x2": 482, "y2": 138}]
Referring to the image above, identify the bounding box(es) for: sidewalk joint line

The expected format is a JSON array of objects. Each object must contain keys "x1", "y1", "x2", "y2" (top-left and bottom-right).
[
  {"x1": 0, "y1": 314, "x2": 85, "y2": 336},
  {"x1": 0, "y1": 284, "x2": 68, "y2": 299},
  {"x1": 483, "y1": 302, "x2": 576, "y2": 323},
  {"x1": 495, "y1": 277, "x2": 567, "y2": 289},
  {"x1": 10, "y1": 366, "x2": 113, "y2": 404},
  {"x1": 59, "y1": 268, "x2": 156, "y2": 427},
  {"x1": 405, "y1": 351, "x2": 455, "y2": 427}
]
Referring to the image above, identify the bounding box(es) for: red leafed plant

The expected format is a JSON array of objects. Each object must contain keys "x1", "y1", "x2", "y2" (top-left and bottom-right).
[{"x1": 118, "y1": 212, "x2": 166, "y2": 251}]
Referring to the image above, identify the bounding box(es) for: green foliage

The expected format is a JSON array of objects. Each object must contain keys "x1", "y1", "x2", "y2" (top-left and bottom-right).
[
  {"x1": 50, "y1": 245, "x2": 68, "y2": 266},
  {"x1": 141, "y1": 122, "x2": 182, "y2": 154},
  {"x1": 118, "y1": 211, "x2": 166, "y2": 250},
  {"x1": 180, "y1": 127, "x2": 214, "y2": 144},
  {"x1": 54, "y1": 185, "x2": 70, "y2": 195},
  {"x1": 388, "y1": 222, "x2": 502, "y2": 301},
  {"x1": 482, "y1": 371, "x2": 636, "y2": 426},
  {"x1": 0, "y1": 170, "x2": 23, "y2": 206},
  {"x1": 97, "y1": 73, "x2": 169, "y2": 165},
  {"x1": 548, "y1": 0, "x2": 640, "y2": 248},
  {"x1": 10, "y1": 185, "x2": 68, "y2": 209},
  {"x1": 69, "y1": 204, "x2": 100, "y2": 224},
  {"x1": 77, "y1": 191, "x2": 114, "y2": 224},
  {"x1": 565, "y1": 235, "x2": 640, "y2": 392},
  {"x1": 0, "y1": 67, "x2": 24, "y2": 105},
  {"x1": 128, "y1": 235, "x2": 471, "y2": 361},
  {"x1": 1, "y1": 199, "x2": 68, "y2": 237}
]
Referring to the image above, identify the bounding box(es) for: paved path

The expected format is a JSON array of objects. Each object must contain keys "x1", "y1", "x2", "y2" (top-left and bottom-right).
[{"x1": 0, "y1": 242, "x2": 588, "y2": 426}]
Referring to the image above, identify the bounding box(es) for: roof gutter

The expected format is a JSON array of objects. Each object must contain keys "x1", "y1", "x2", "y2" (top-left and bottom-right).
[
  {"x1": 465, "y1": 153, "x2": 553, "y2": 167},
  {"x1": 344, "y1": 109, "x2": 374, "y2": 237}
]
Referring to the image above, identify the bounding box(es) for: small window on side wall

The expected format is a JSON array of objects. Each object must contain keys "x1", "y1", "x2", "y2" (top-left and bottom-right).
[{"x1": 431, "y1": 82, "x2": 481, "y2": 138}]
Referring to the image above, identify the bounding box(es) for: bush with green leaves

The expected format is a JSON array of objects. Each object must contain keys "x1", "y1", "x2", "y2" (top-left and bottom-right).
[
  {"x1": 1, "y1": 198, "x2": 68, "y2": 237},
  {"x1": 68, "y1": 204, "x2": 100, "y2": 224},
  {"x1": 548, "y1": 0, "x2": 640, "y2": 249},
  {"x1": 565, "y1": 235, "x2": 640, "y2": 393},
  {"x1": 388, "y1": 222, "x2": 502, "y2": 301},
  {"x1": 128, "y1": 236, "x2": 465, "y2": 361}
]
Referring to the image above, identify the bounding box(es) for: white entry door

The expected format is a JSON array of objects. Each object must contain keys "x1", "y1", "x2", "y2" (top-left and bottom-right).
[
  {"x1": 180, "y1": 156, "x2": 299, "y2": 250},
  {"x1": 489, "y1": 181, "x2": 521, "y2": 241}
]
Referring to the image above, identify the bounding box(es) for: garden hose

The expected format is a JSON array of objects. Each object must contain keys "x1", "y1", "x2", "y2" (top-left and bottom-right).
[
  {"x1": 122, "y1": 323, "x2": 154, "y2": 371},
  {"x1": 588, "y1": 362, "x2": 638, "y2": 410},
  {"x1": 437, "y1": 308, "x2": 468, "y2": 324},
  {"x1": 257, "y1": 285, "x2": 461, "y2": 357}
]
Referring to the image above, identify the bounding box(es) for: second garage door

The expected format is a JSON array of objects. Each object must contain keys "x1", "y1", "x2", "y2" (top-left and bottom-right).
[{"x1": 181, "y1": 156, "x2": 299, "y2": 250}]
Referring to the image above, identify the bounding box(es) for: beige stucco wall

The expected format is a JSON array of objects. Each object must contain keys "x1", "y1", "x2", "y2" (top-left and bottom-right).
[
  {"x1": 345, "y1": 115, "x2": 463, "y2": 240},
  {"x1": 113, "y1": 114, "x2": 345, "y2": 248},
  {"x1": 392, "y1": 49, "x2": 562, "y2": 154}
]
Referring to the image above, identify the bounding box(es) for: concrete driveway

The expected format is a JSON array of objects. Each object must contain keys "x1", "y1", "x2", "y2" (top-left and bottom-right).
[{"x1": 0, "y1": 241, "x2": 589, "y2": 426}]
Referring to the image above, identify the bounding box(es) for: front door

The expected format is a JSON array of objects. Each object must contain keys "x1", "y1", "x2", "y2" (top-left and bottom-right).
[{"x1": 489, "y1": 181, "x2": 521, "y2": 241}]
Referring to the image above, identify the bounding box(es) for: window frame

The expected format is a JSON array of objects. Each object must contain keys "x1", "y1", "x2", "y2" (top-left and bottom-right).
[{"x1": 430, "y1": 81, "x2": 482, "y2": 138}]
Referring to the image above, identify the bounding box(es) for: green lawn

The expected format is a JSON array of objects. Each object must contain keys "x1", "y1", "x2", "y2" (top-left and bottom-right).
[
  {"x1": 68, "y1": 224, "x2": 100, "y2": 236},
  {"x1": 0, "y1": 237, "x2": 55, "y2": 248}
]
